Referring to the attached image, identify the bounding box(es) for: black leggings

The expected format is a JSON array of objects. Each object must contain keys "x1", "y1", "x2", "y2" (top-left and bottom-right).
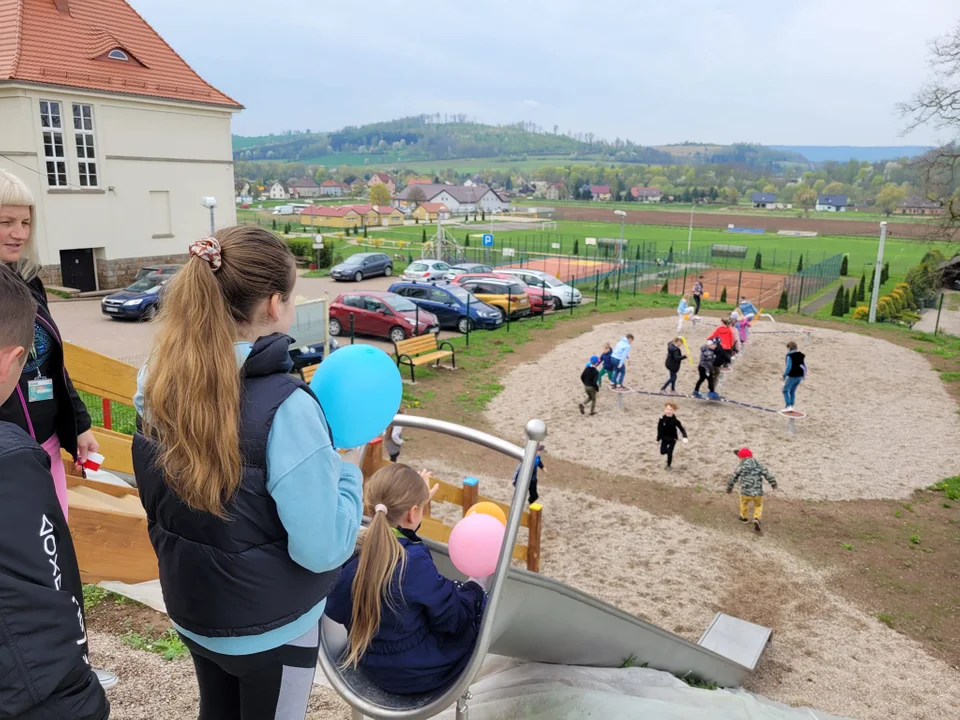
[
  {"x1": 693, "y1": 294, "x2": 701, "y2": 315},
  {"x1": 695, "y1": 366, "x2": 715, "y2": 393},
  {"x1": 660, "y1": 438, "x2": 677, "y2": 466},
  {"x1": 180, "y1": 622, "x2": 321, "y2": 720}
]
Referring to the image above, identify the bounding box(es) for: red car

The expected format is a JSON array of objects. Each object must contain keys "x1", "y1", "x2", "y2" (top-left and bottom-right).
[
  {"x1": 450, "y1": 272, "x2": 553, "y2": 313},
  {"x1": 329, "y1": 291, "x2": 439, "y2": 344}
]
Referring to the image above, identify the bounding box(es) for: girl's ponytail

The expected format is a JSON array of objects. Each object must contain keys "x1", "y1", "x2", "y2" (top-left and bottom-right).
[
  {"x1": 343, "y1": 464, "x2": 429, "y2": 668},
  {"x1": 143, "y1": 227, "x2": 295, "y2": 518}
]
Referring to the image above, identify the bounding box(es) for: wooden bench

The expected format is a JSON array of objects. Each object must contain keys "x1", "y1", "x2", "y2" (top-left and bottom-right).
[{"x1": 394, "y1": 334, "x2": 455, "y2": 382}]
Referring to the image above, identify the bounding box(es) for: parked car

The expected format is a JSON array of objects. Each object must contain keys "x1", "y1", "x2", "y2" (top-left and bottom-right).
[
  {"x1": 134, "y1": 264, "x2": 182, "y2": 282},
  {"x1": 451, "y1": 272, "x2": 553, "y2": 313},
  {"x1": 402, "y1": 259, "x2": 452, "y2": 281},
  {"x1": 388, "y1": 281, "x2": 503, "y2": 333},
  {"x1": 494, "y1": 268, "x2": 583, "y2": 309},
  {"x1": 454, "y1": 277, "x2": 532, "y2": 320},
  {"x1": 100, "y1": 273, "x2": 172, "y2": 321},
  {"x1": 330, "y1": 253, "x2": 393, "y2": 282},
  {"x1": 444, "y1": 262, "x2": 493, "y2": 280},
  {"x1": 289, "y1": 338, "x2": 339, "y2": 379},
  {"x1": 328, "y1": 291, "x2": 439, "y2": 344}
]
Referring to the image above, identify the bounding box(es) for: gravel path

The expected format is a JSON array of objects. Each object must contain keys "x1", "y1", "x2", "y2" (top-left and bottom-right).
[{"x1": 486, "y1": 317, "x2": 960, "y2": 500}]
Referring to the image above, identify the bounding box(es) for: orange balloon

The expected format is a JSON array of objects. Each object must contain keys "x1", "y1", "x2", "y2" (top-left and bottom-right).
[
  {"x1": 465, "y1": 501, "x2": 507, "y2": 526},
  {"x1": 703, "y1": 291, "x2": 710, "y2": 299}
]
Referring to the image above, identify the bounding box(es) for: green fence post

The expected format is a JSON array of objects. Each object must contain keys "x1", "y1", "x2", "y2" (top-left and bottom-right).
[
  {"x1": 796, "y1": 276, "x2": 804, "y2": 313},
  {"x1": 506, "y1": 287, "x2": 512, "y2": 333},
  {"x1": 541, "y1": 277, "x2": 546, "y2": 322},
  {"x1": 570, "y1": 276, "x2": 575, "y2": 316},
  {"x1": 465, "y1": 294, "x2": 470, "y2": 347}
]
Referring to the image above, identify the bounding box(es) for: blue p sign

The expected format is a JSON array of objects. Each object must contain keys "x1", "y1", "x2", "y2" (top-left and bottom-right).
[{"x1": 482, "y1": 233, "x2": 494, "y2": 247}]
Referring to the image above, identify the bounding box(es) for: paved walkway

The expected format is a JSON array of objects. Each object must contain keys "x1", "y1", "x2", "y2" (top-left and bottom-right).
[
  {"x1": 801, "y1": 277, "x2": 859, "y2": 314},
  {"x1": 913, "y1": 290, "x2": 960, "y2": 336}
]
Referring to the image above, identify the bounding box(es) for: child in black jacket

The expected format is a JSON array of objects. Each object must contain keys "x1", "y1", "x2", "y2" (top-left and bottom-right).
[
  {"x1": 660, "y1": 337, "x2": 686, "y2": 393},
  {"x1": 656, "y1": 402, "x2": 688, "y2": 470},
  {"x1": 0, "y1": 266, "x2": 109, "y2": 720},
  {"x1": 579, "y1": 355, "x2": 601, "y2": 416}
]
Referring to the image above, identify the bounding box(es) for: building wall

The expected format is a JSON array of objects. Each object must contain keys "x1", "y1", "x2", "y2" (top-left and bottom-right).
[{"x1": 0, "y1": 85, "x2": 237, "y2": 288}]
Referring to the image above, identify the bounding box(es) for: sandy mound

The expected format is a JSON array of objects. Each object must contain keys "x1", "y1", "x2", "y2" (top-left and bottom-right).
[
  {"x1": 486, "y1": 317, "x2": 960, "y2": 500},
  {"x1": 407, "y1": 453, "x2": 960, "y2": 720}
]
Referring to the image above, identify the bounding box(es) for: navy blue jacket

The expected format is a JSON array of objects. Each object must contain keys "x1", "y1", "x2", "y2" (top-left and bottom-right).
[
  {"x1": 600, "y1": 350, "x2": 615, "y2": 371},
  {"x1": 326, "y1": 528, "x2": 485, "y2": 695}
]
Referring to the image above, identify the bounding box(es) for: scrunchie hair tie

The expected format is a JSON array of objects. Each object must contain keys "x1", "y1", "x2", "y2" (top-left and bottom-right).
[
  {"x1": 374, "y1": 504, "x2": 388, "y2": 515},
  {"x1": 188, "y1": 237, "x2": 222, "y2": 271}
]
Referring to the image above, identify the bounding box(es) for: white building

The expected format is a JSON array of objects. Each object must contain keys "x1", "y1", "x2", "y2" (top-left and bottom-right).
[
  {"x1": 394, "y1": 183, "x2": 509, "y2": 214},
  {"x1": 0, "y1": 0, "x2": 242, "y2": 291},
  {"x1": 268, "y1": 182, "x2": 289, "y2": 200},
  {"x1": 815, "y1": 194, "x2": 848, "y2": 212}
]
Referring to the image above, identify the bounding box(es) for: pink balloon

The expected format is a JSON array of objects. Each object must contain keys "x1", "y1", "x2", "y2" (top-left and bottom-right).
[{"x1": 448, "y1": 513, "x2": 506, "y2": 578}]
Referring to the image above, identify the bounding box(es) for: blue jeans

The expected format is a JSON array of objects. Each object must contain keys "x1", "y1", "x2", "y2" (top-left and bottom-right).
[
  {"x1": 661, "y1": 371, "x2": 677, "y2": 392},
  {"x1": 612, "y1": 364, "x2": 626, "y2": 386},
  {"x1": 783, "y1": 376, "x2": 802, "y2": 407}
]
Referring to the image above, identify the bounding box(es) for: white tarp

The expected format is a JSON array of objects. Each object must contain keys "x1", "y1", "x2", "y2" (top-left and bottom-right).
[{"x1": 431, "y1": 660, "x2": 848, "y2": 720}]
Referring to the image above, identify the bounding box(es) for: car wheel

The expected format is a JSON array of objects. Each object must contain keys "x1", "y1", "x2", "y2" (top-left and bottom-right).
[
  {"x1": 389, "y1": 326, "x2": 407, "y2": 344},
  {"x1": 553, "y1": 297, "x2": 563, "y2": 311},
  {"x1": 457, "y1": 316, "x2": 473, "y2": 334},
  {"x1": 329, "y1": 318, "x2": 342, "y2": 336},
  {"x1": 496, "y1": 306, "x2": 507, "y2": 321},
  {"x1": 141, "y1": 306, "x2": 157, "y2": 322},
  {"x1": 384, "y1": 266, "x2": 392, "y2": 277},
  {"x1": 354, "y1": 271, "x2": 363, "y2": 282}
]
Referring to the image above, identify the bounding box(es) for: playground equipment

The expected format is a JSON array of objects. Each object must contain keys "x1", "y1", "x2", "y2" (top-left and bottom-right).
[
  {"x1": 421, "y1": 215, "x2": 465, "y2": 264},
  {"x1": 318, "y1": 414, "x2": 772, "y2": 720}
]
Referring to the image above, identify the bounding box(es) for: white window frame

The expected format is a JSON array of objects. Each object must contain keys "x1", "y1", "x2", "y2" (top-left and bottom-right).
[
  {"x1": 39, "y1": 100, "x2": 67, "y2": 187},
  {"x1": 72, "y1": 103, "x2": 99, "y2": 188},
  {"x1": 107, "y1": 49, "x2": 129, "y2": 61}
]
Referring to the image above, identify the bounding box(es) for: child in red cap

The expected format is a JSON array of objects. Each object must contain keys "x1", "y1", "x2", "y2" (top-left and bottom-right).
[{"x1": 727, "y1": 448, "x2": 777, "y2": 532}]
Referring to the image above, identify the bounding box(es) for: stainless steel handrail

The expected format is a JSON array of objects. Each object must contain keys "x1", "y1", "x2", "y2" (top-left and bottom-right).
[{"x1": 317, "y1": 415, "x2": 546, "y2": 720}]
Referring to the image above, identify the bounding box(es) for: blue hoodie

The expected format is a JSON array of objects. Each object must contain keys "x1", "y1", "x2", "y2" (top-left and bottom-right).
[{"x1": 326, "y1": 528, "x2": 485, "y2": 695}]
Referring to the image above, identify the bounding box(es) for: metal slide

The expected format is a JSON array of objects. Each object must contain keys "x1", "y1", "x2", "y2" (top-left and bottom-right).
[{"x1": 318, "y1": 416, "x2": 753, "y2": 720}]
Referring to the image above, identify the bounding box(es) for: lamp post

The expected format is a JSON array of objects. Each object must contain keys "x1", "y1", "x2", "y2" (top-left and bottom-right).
[
  {"x1": 867, "y1": 221, "x2": 887, "y2": 323},
  {"x1": 614, "y1": 209, "x2": 626, "y2": 265},
  {"x1": 201, "y1": 196, "x2": 217, "y2": 234}
]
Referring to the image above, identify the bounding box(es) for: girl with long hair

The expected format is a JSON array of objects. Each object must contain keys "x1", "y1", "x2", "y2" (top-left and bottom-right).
[
  {"x1": 326, "y1": 464, "x2": 486, "y2": 695},
  {"x1": 132, "y1": 227, "x2": 363, "y2": 719}
]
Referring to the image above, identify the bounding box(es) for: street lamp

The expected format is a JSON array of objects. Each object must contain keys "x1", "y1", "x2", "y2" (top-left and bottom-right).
[
  {"x1": 868, "y1": 221, "x2": 887, "y2": 323},
  {"x1": 614, "y1": 210, "x2": 626, "y2": 264},
  {"x1": 201, "y1": 196, "x2": 217, "y2": 235}
]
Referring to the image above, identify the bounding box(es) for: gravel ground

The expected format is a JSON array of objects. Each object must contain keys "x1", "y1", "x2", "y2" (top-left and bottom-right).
[
  {"x1": 486, "y1": 317, "x2": 960, "y2": 500},
  {"x1": 404, "y1": 453, "x2": 960, "y2": 720}
]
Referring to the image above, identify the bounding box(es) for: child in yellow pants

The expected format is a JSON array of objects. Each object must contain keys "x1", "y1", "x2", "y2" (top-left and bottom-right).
[{"x1": 727, "y1": 447, "x2": 777, "y2": 533}]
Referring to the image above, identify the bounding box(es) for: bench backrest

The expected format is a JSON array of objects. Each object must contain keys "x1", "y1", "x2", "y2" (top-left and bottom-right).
[{"x1": 395, "y1": 334, "x2": 439, "y2": 356}]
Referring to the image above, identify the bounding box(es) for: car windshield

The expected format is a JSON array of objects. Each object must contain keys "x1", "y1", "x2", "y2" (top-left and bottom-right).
[
  {"x1": 382, "y1": 295, "x2": 417, "y2": 312},
  {"x1": 442, "y1": 285, "x2": 471, "y2": 301},
  {"x1": 408, "y1": 262, "x2": 428, "y2": 271},
  {"x1": 126, "y1": 276, "x2": 164, "y2": 292}
]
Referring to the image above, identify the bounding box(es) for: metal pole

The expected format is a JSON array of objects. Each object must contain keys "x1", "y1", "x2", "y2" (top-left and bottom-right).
[
  {"x1": 615, "y1": 264, "x2": 621, "y2": 301},
  {"x1": 349, "y1": 312, "x2": 355, "y2": 344},
  {"x1": 541, "y1": 278, "x2": 546, "y2": 321},
  {"x1": 934, "y1": 293, "x2": 944, "y2": 335},
  {"x1": 465, "y1": 294, "x2": 470, "y2": 346},
  {"x1": 209, "y1": 207, "x2": 216, "y2": 234},
  {"x1": 415, "y1": 303, "x2": 419, "y2": 334},
  {"x1": 796, "y1": 276, "x2": 804, "y2": 314},
  {"x1": 868, "y1": 222, "x2": 887, "y2": 324},
  {"x1": 506, "y1": 288, "x2": 511, "y2": 333},
  {"x1": 569, "y1": 276, "x2": 575, "y2": 316}
]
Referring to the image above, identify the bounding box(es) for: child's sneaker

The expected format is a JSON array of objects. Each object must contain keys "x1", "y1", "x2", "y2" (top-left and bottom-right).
[
  {"x1": 579, "y1": 403, "x2": 585, "y2": 415},
  {"x1": 739, "y1": 515, "x2": 749, "y2": 523},
  {"x1": 754, "y1": 518, "x2": 762, "y2": 532},
  {"x1": 708, "y1": 392, "x2": 721, "y2": 400},
  {"x1": 692, "y1": 391, "x2": 702, "y2": 399}
]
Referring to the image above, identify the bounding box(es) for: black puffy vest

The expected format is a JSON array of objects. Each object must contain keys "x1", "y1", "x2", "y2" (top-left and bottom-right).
[
  {"x1": 133, "y1": 334, "x2": 340, "y2": 637},
  {"x1": 786, "y1": 350, "x2": 806, "y2": 378}
]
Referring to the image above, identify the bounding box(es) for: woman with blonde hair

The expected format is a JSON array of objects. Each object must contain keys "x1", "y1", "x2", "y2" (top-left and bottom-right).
[
  {"x1": 0, "y1": 168, "x2": 99, "y2": 517},
  {"x1": 326, "y1": 464, "x2": 486, "y2": 695},
  {"x1": 132, "y1": 226, "x2": 364, "y2": 718}
]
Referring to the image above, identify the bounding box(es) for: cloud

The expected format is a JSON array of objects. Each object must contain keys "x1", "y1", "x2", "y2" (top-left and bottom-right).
[{"x1": 130, "y1": 0, "x2": 957, "y2": 145}]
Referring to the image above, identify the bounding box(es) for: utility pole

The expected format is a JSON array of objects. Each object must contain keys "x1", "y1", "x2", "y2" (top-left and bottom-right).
[{"x1": 868, "y1": 222, "x2": 887, "y2": 323}]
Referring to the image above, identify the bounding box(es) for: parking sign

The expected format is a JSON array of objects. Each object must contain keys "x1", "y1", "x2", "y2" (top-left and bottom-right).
[{"x1": 482, "y1": 233, "x2": 494, "y2": 247}]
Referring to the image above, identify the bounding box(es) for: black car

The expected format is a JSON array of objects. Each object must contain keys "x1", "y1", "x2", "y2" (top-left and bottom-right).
[
  {"x1": 330, "y1": 253, "x2": 393, "y2": 282},
  {"x1": 100, "y1": 273, "x2": 172, "y2": 321}
]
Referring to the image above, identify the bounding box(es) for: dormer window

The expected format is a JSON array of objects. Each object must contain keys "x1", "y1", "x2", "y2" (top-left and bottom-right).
[{"x1": 107, "y1": 49, "x2": 129, "y2": 61}]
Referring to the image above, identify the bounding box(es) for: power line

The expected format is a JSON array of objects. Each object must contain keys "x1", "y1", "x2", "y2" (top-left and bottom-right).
[{"x1": 0, "y1": 152, "x2": 93, "y2": 192}]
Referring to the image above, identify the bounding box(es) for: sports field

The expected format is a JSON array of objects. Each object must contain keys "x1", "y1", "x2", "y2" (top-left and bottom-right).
[{"x1": 658, "y1": 269, "x2": 787, "y2": 309}]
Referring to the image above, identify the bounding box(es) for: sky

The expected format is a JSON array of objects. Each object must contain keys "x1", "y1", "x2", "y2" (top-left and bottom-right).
[{"x1": 133, "y1": 0, "x2": 957, "y2": 147}]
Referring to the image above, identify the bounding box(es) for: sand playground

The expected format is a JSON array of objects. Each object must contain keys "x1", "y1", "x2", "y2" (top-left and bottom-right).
[{"x1": 487, "y1": 317, "x2": 960, "y2": 501}]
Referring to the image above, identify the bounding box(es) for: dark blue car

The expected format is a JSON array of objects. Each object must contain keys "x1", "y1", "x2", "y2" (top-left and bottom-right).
[
  {"x1": 387, "y1": 281, "x2": 503, "y2": 333},
  {"x1": 100, "y1": 273, "x2": 171, "y2": 321}
]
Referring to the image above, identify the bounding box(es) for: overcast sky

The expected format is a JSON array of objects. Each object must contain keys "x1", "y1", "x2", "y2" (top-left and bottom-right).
[{"x1": 134, "y1": 0, "x2": 956, "y2": 146}]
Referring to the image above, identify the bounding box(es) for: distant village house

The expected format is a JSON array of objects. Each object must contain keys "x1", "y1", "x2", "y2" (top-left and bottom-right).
[
  {"x1": 751, "y1": 192, "x2": 777, "y2": 209},
  {"x1": 287, "y1": 177, "x2": 320, "y2": 199},
  {"x1": 816, "y1": 194, "x2": 848, "y2": 212},
  {"x1": 631, "y1": 187, "x2": 663, "y2": 203},
  {"x1": 895, "y1": 197, "x2": 943, "y2": 216}
]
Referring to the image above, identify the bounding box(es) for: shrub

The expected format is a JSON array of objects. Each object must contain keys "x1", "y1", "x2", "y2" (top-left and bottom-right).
[
  {"x1": 831, "y1": 285, "x2": 846, "y2": 317},
  {"x1": 876, "y1": 296, "x2": 893, "y2": 321},
  {"x1": 661, "y1": 279, "x2": 669, "y2": 294},
  {"x1": 283, "y1": 223, "x2": 291, "y2": 234},
  {"x1": 720, "y1": 286, "x2": 727, "y2": 303},
  {"x1": 844, "y1": 287, "x2": 852, "y2": 314},
  {"x1": 421, "y1": 228, "x2": 427, "y2": 243},
  {"x1": 858, "y1": 272, "x2": 866, "y2": 301},
  {"x1": 778, "y1": 289, "x2": 789, "y2": 310},
  {"x1": 603, "y1": 275, "x2": 611, "y2": 291},
  {"x1": 852, "y1": 306, "x2": 869, "y2": 321},
  {"x1": 363, "y1": 225, "x2": 368, "y2": 238},
  {"x1": 797, "y1": 255, "x2": 804, "y2": 273},
  {"x1": 840, "y1": 254, "x2": 848, "y2": 276},
  {"x1": 890, "y1": 290, "x2": 906, "y2": 313},
  {"x1": 286, "y1": 238, "x2": 312, "y2": 258},
  {"x1": 754, "y1": 251, "x2": 762, "y2": 269},
  {"x1": 880, "y1": 262, "x2": 889, "y2": 285},
  {"x1": 573, "y1": 239, "x2": 579, "y2": 256},
  {"x1": 271, "y1": 219, "x2": 277, "y2": 230}
]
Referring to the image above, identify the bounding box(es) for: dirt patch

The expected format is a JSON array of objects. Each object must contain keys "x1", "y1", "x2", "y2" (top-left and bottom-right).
[
  {"x1": 401, "y1": 453, "x2": 960, "y2": 720},
  {"x1": 485, "y1": 317, "x2": 960, "y2": 500},
  {"x1": 555, "y1": 206, "x2": 949, "y2": 240}
]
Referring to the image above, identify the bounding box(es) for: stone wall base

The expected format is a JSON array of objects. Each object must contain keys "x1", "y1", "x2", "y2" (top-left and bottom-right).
[{"x1": 39, "y1": 252, "x2": 190, "y2": 291}]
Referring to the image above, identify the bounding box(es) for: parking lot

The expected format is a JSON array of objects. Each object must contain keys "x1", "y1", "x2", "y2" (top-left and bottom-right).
[{"x1": 49, "y1": 272, "x2": 460, "y2": 366}]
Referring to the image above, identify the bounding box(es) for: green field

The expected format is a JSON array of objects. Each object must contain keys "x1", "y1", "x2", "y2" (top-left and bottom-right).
[{"x1": 246, "y1": 213, "x2": 954, "y2": 278}]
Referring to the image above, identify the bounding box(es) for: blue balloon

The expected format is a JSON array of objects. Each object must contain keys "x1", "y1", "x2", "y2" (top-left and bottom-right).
[{"x1": 310, "y1": 344, "x2": 402, "y2": 449}]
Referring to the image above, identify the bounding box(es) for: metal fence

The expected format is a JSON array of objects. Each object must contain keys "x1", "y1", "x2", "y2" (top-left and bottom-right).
[{"x1": 782, "y1": 253, "x2": 844, "y2": 312}]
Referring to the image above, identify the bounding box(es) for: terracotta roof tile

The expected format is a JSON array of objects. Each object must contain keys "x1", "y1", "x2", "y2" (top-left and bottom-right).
[{"x1": 0, "y1": 0, "x2": 240, "y2": 108}]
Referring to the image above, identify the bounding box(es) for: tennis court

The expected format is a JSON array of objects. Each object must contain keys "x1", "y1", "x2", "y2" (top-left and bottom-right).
[
  {"x1": 501, "y1": 256, "x2": 621, "y2": 282},
  {"x1": 660, "y1": 269, "x2": 787, "y2": 309}
]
